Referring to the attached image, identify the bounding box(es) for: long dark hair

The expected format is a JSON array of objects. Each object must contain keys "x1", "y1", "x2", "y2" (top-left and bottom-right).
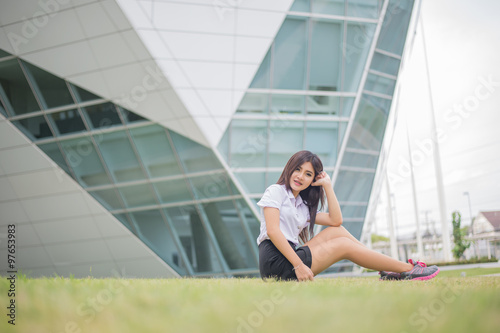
[{"x1": 276, "y1": 150, "x2": 325, "y2": 243}]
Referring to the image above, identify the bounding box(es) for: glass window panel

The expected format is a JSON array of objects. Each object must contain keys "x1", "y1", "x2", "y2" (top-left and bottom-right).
[
  {"x1": 189, "y1": 172, "x2": 235, "y2": 200},
  {"x1": 347, "y1": 0, "x2": 381, "y2": 19},
  {"x1": 339, "y1": 121, "x2": 348, "y2": 142},
  {"x1": 249, "y1": 49, "x2": 271, "y2": 89},
  {"x1": 335, "y1": 170, "x2": 375, "y2": 202},
  {"x1": 203, "y1": 200, "x2": 257, "y2": 269},
  {"x1": 338, "y1": 121, "x2": 347, "y2": 151},
  {"x1": 312, "y1": 0, "x2": 344, "y2": 15},
  {"x1": 169, "y1": 131, "x2": 222, "y2": 173},
  {"x1": 346, "y1": 94, "x2": 390, "y2": 150},
  {"x1": 48, "y1": 109, "x2": 87, "y2": 135},
  {"x1": 114, "y1": 213, "x2": 135, "y2": 234},
  {"x1": 0, "y1": 59, "x2": 40, "y2": 115},
  {"x1": 97, "y1": 131, "x2": 145, "y2": 182},
  {"x1": 89, "y1": 189, "x2": 124, "y2": 210},
  {"x1": 230, "y1": 175, "x2": 241, "y2": 195},
  {"x1": 268, "y1": 120, "x2": 304, "y2": 167},
  {"x1": 0, "y1": 98, "x2": 7, "y2": 116},
  {"x1": 342, "y1": 221, "x2": 364, "y2": 240},
  {"x1": 130, "y1": 125, "x2": 182, "y2": 178},
  {"x1": 83, "y1": 102, "x2": 122, "y2": 129},
  {"x1": 309, "y1": 19, "x2": 342, "y2": 92},
  {"x1": 0, "y1": 49, "x2": 10, "y2": 58},
  {"x1": 236, "y1": 199, "x2": 261, "y2": 239},
  {"x1": 235, "y1": 172, "x2": 265, "y2": 194},
  {"x1": 59, "y1": 137, "x2": 112, "y2": 186},
  {"x1": 341, "y1": 97, "x2": 355, "y2": 117},
  {"x1": 343, "y1": 22, "x2": 376, "y2": 92},
  {"x1": 271, "y1": 94, "x2": 304, "y2": 114},
  {"x1": 236, "y1": 93, "x2": 269, "y2": 114},
  {"x1": 305, "y1": 121, "x2": 338, "y2": 166},
  {"x1": 306, "y1": 95, "x2": 339, "y2": 115},
  {"x1": 229, "y1": 119, "x2": 267, "y2": 168},
  {"x1": 165, "y1": 205, "x2": 223, "y2": 273},
  {"x1": 272, "y1": 17, "x2": 307, "y2": 90},
  {"x1": 252, "y1": 198, "x2": 260, "y2": 208},
  {"x1": 266, "y1": 171, "x2": 282, "y2": 187},
  {"x1": 342, "y1": 151, "x2": 379, "y2": 169},
  {"x1": 371, "y1": 52, "x2": 401, "y2": 76},
  {"x1": 131, "y1": 209, "x2": 186, "y2": 274},
  {"x1": 117, "y1": 183, "x2": 157, "y2": 208},
  {"x1": 340, "y1": 204, "x2": 368, "y2": 219},
  {"x1": 22, "y1": 61, "x2": 73, "y2": 109},
  {"x1": 291, "y1": 0, "x2": 310, "y2": 12},
  {"x1": 217, "y1": 127, "x2": 230, "y2": 162},
  {"x1": 119, "y1": 107, "x2": 147, "y2": 123},
  {"x1": 377, "y1": 0, "x2": 414, "y2": 55},
  {"x1": 13, "y1": 115, "x2": 53, "y2": 140},
  {"x1": 38, "y1": 142, "x2": 71, "y2": 175},
  {"x1": 154, "y1": 178, "x2": 192, "y2": 204},
  {"x1": 365, "y1": 73, "x2": 396, "y2": 96},
  {"x1": 70, "y1": 84, "x2": 100, "y2": 103}
]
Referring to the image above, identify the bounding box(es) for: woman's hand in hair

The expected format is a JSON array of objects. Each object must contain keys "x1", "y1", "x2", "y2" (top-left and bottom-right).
[{"x1": 311, "y1": 171, "x2": 331, "y2": 188}]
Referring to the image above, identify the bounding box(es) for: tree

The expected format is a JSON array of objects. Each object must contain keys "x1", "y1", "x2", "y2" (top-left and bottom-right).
[
  {"x1": 451, "y1": 211, "x2": 470, "y2": 260},
  {"x1": 371, "y1": 233, "x2": 389, "y2": 243}
]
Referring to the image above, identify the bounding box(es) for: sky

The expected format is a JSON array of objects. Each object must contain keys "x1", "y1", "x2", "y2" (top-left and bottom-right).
[{"x1": 372, "y1": 0, "x2": 500, "y2": 237}]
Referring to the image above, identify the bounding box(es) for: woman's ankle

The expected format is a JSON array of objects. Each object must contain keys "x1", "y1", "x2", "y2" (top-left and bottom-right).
[{"x1": 403, "y1": 262, "x2": 413, "y2": 272}]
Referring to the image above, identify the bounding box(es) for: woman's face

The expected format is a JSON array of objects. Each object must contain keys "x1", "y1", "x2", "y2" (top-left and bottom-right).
[{"x1": 290, "y1": 161, "x2": 315, "y2": 197}]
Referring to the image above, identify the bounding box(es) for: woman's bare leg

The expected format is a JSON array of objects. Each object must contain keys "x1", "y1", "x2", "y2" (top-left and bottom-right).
[
  {"x1": 306, "y1": 235, "x2": 413, "y2": 275},
  {"x1": 304, "y1": 226, "x2": 365, "y2": 248}
]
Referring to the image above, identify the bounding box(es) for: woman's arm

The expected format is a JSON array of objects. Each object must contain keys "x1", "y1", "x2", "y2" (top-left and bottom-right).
[
  {"x1": 312, "y1": 172, "x2": 343, "y2": 227},
  {"x1": 264, "y1": 207, "x2": 314, "y2": 281}
]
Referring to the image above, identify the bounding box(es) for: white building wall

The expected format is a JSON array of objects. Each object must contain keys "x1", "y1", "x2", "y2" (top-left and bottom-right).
[{"x1": 115, "y1": 0, "x2": 294, "y2": 147}]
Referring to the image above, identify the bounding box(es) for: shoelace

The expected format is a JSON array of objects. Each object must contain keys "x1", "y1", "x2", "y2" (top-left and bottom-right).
[
  {"x1": 416, "y1": 261, "x2": 427, "y2": 267},
  {"x1": 408, "y1": 259, "x2": 427, "y2": 267}
]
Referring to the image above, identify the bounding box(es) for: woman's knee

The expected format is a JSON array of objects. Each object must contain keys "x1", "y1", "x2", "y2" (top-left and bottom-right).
[
  {"x1": 309, "y1": 237, "x2": 357, "y2": 272},
  {"x1": 321, "y1": 236, "x2": 353, "y2": 258},
  {"x1": 320, "y1": 225, "x2": 349, "y2": 240}
]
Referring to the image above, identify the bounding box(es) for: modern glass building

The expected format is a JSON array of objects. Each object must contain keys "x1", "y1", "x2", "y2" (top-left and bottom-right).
[{"x1": 0, "y1": 0, "x2": 417, "y2": 278}]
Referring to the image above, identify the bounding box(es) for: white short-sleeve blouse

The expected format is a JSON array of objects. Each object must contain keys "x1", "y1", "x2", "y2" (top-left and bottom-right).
[{"x1": 256, "y1": 184, "x2": 310, "y2": 247}]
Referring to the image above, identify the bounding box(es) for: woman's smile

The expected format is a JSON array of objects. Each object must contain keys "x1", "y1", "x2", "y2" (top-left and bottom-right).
[{"x1": 290, "y1": 162, "x2": 315, "y2": 197}]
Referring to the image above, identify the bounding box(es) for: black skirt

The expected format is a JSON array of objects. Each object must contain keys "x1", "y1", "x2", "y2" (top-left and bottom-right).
[{"x1": 258, "y1": 239, "x2": 313, "y2": 281}]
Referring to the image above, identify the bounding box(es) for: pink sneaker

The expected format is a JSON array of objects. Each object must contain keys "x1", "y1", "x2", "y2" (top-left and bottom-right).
[
  {"x1": 379, "y1": 271, "x2": 402, "y2": 280},
  {"x1": 400, "y1": 259, "x2": 440, "y2": 281}
]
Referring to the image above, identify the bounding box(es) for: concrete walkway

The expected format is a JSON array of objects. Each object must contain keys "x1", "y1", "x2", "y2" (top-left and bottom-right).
[{"x1": 438, "y1": 261, "x2": 500, "y2": 271}]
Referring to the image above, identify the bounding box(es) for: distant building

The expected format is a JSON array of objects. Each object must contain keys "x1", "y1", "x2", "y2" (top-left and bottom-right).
[
  {"x1": 465, "y1": 211, "x2": 500, "y2": 260},
  {"x1": 472, "y1": 211, "x2": 500, "y2": 235}
]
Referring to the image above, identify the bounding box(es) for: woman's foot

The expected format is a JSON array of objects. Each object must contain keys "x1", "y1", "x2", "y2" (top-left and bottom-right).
[
  {"x1": 379, "y1": 259, "x2": 440, "y2": 281},
  {"x1": 379, "y1": 271, "x2": 402, "y2": 280},
  {"x1": 400, "y1": 259, "x2": 440, "y2": 281}
]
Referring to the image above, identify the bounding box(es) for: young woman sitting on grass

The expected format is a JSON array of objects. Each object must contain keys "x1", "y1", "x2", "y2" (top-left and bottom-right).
[{"x1": 257, "y1": 150, "x2": 440, "y2": 281}]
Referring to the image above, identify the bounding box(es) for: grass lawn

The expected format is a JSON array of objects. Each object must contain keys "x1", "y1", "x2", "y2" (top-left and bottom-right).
[{"x1": 1, "y1": 268, "x2": 499, "y2": 333}]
